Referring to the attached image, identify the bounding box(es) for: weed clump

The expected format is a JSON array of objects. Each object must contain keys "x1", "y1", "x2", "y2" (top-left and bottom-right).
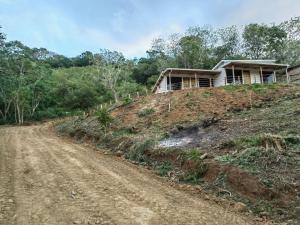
[
  {"x1": 156, "y1": 162, "x2": 173, "y2": 176},
  {"x1": 138, "y1": 108, "x2": 155, "y2": 117},
  {"x1": 125, "y1": 139, "x2": 155, "y2": 162},
  {"x1": 95, "y1": 107, "x2": 113, "y2": 128}
]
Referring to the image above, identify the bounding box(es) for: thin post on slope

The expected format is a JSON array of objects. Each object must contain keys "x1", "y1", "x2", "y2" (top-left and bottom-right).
[
  {"x1": 286, "y1": 67, "x2": 289, "y2": 83},
  {"x1": 260, "y1": 66, "x2": 263, "y2": 84},
  {"x1": 169, "y1": 71, "x2": 172, "y2": 90}
]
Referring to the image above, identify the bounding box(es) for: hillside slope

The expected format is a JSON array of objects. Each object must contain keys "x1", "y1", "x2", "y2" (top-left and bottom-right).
[{"x1": 57, "y1": 84, "x2": 300, "y2": 224}]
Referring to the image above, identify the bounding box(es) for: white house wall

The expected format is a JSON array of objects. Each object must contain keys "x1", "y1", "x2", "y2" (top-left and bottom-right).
[
  {"x1": 214, "y1": 68, "x2": 226, "y2": 87},
  {"x1": 155, "y1": 76, "x2": 168, "y2": 93},
  {"x1": 250, "y1": 69, "x2": 262, "y2": 84}
]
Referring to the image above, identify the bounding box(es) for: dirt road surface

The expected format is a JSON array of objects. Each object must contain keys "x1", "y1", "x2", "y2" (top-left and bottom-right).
[{"x1": 0, "y1": 124, "x2": 262, "y2": 225}]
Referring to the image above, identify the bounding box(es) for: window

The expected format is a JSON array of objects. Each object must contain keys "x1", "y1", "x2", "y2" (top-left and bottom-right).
[{"x1": 226, "y1": 69, "x2": 243, "y2": 84}]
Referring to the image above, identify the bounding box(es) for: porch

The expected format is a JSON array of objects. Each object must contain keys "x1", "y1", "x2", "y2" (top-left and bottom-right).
[
  {"x1": 223, "y1": 62, "x2": 289, "y2": 85},
  {"x1": 162, "y1": 68, "x2": 220, "y2": 92}
]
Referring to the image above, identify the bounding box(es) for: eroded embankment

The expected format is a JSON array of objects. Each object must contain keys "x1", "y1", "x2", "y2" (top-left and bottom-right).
[{"x1": 56, "y1": 84, "x2": 300, "y2": 224}]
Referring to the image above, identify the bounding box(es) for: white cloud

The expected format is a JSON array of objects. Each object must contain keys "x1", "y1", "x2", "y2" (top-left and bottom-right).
[
  {"x1": 111, "y1": 9, "x2": 127, "y2": 33},
  {"x1": 228, "y1": 0, "x2": 300, "y2": 25}
]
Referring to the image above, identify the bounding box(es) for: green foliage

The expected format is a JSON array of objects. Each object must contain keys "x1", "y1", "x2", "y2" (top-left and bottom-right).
[
  {"x1": 284, "y1": 135, "x2": 300, "y2": 150},
  {"x1": 202, "y1": 91, "x2": 213, "y2": 98},
  {"x1": 125, "y1": 139, "x2": 155, "y2": 162},
  {"x1": 122, "y1": 96, "x2": 133, "y2": 105},
  {"x1": 243, "y1": 23, "x2": 287, "y2": 59},
  {"x1": 181, "y1": 160, "x2": 207, "y2": 184},
  {"x1": 138, "y1": 108, "x2": 155, "y2": 117},
  {"x1": 156, "y1": 162, "x2": 173, "y2": 176},
  {"x1": 184, "y1": 149, "x2": 202, "y2": 161},
  {"x1": 95, "y1": 107, "x2": 113, "y2": 128}
]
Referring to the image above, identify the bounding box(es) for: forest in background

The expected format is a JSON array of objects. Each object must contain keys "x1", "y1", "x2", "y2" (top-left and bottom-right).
[{"x1": 0, "y1": 16, "x2": 299, "y2": 124}]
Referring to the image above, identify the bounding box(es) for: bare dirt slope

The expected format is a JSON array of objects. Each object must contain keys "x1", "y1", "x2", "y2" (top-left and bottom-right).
[{"x1": 0, "y1": 124, "x2": 267, "y2": 225}]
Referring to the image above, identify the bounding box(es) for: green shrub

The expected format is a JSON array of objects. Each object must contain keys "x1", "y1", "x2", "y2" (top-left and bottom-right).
[
  {"x1": 95, "y1": 107, "x2": 113, "y2": 128},
  {"x1": 125, "y1": 139, "x2": 155, "y2": 162},
  {"x1": 184, "y1": 149, "x2": 202, "y2": 161},
  {"x1": 138, "y1": 108, "x2": 155, "y2": 117},
  {"x1": 202, "y1": 91, "x2": 213, "y2": 98},
  {"x1": 181, "y1": 160, "x2": 207, "y2": 184},
  {"x1": 156, "y1": 162, "x2": 173, "y2": 176},
  {"x1": 122, "y1": 96, "x2": 133, "y2": 105}
]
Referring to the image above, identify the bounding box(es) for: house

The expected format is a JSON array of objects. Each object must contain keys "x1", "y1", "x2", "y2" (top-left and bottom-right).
[
  {"x1": 152, "y1": 60, "x2": 289, "y2": 93},
  {"x1": 288, "y1": 64, "x2": 300, "y2": 83}
]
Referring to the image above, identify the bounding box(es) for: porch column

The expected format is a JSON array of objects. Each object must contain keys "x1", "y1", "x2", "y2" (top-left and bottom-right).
[
  {"x1": 260, "y1": 67, "x2": 263, "y2": 84},
  {"x1": 273, "y1": 71, "x2": 277, "y2": 83},
  {"x1": 189, "y1": 77, "x2": 192, "y2": 88},
  {"x1": 209, "y1": 78, "x2": 213, "y2": 87},
  {"x1": 181, "y1": 77, "x2": 184, "y2": 90},
  {"x1": 194, "y1": 74, "x2": 197, "y2": 87},
  {"x1": 242, "y1": 69, "x2": 244, "y2": 84},
  {"x1": 165, "y1": 76, "x2": 168, "y2": 91},
  {"x1": 232, "y1": 65, "x2": 236, "y2": 84},
  {"x1": 286, "y1": 67, "x2": 289, "y2": 83},
  {"x1": 169, "y1": 71, "x2": 172, "y2": 90}
]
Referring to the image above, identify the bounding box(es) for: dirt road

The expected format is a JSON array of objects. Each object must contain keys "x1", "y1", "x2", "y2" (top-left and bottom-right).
[{"x1": 0, "y1": 124, "x2": 260, "y2": 225}]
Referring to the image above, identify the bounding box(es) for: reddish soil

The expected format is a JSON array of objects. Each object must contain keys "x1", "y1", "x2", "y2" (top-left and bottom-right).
[{"x1": 111, "y1": 85, "x2": 292, "y2": 131}]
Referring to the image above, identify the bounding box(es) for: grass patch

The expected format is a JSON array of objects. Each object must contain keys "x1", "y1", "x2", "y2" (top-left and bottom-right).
[
  {"x1": 222, "y1": 83, "x2": 279, "y2": 93},
  {"x1": 184, "y1": 149, "x2": 203, "y2": 160},
  {"x1": 181, "y1": 160, "x2": 207, "y2": 184},
  {"x1": 138, "y1": 108, "x2": 155, "y2": 117},
  {"x1": 125, "y1": 139, "x2": 155, "y2": 162},
  {"x1": 155, "y1": 162, "x2": 173, "y2": 176},
  {"x1": 202, "y1": 91, "x2": 213, "y2": 98}
]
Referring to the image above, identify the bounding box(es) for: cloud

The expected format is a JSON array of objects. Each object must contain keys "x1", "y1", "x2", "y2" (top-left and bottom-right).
[
  {"x1": 111, "y1": 9, "x2": 127, "y2": 33},
  {"x1": 227, "y1": 0, "x2": 300, "y2": 25},
  {"x1": 1, "y1": 0, "x2": 299, "y2": 58}
]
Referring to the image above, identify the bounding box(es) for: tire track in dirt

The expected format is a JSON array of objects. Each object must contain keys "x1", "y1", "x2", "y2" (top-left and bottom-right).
[
  {"x1": 0, "y1": 124, "x2": 265, "y2": 225},
  {"x1": 0, "y1": 127, "x2": 16, "y2": 225}
]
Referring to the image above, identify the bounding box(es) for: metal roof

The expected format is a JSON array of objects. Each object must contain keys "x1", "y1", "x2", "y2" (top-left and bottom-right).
[
  {"x1": 212, "y1": 59, "x2": 282, "y2": 70},
  {"x1": 222, "y1": 61, "x2": 289, "y2": 70}
]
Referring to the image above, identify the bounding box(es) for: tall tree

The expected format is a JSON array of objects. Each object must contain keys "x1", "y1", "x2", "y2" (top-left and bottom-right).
[
  {"x1": 215, "y1": 26, "x2": 241, "y2": 60},
  {"x1": 99, "y1": 65, "x2": 121, "y2": 103},
  {"x1": 280, "y1": 17, "x2": 300, "y2": 65},
  {"x1": 242, "y1": 24, "x2": 287, "y2": 60}
]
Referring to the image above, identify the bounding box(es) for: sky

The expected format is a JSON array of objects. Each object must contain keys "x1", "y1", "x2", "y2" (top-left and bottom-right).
[{"x1": 0, "y1": 0, "x2": 299, "y2": 58}]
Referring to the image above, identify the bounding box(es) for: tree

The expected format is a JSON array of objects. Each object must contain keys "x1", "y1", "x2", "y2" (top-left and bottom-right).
[
  {"x1": 242, "y1": 24, "x2": 287, "y2": 60},
  {"x1": 131, "y1": 58, "x2": 159, "y2": 85},
  {"x1": 0, "y1": 25, "x2": 5, "y2": 47},
  {"x1": 280, "y1": 17, "x2": 300, "y2": 65},
  {"x1": 176, "y1": 26, "x2": 216, "y2": 69},
  {"x1": 73, "y1": 51, "x2": 94, "y2": 67},
  {"x1": 46, "y1": 54, "x2": 73, "y2": 68},
  {"x1": 243, "y1": 24, "x2": 269, "y2": 59},
  {"x1": 99, "y1": 65, "x2": 122, "y2": 103},
  {"x1": 215, "y1": 26, "x2": 241, "y2": 60},
  {"x1": 147, "y1": 38, "x2": 166, "y2": 58},
  {"x1": 99, "y1": 49, "x2": 125, "y2": 65}
]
